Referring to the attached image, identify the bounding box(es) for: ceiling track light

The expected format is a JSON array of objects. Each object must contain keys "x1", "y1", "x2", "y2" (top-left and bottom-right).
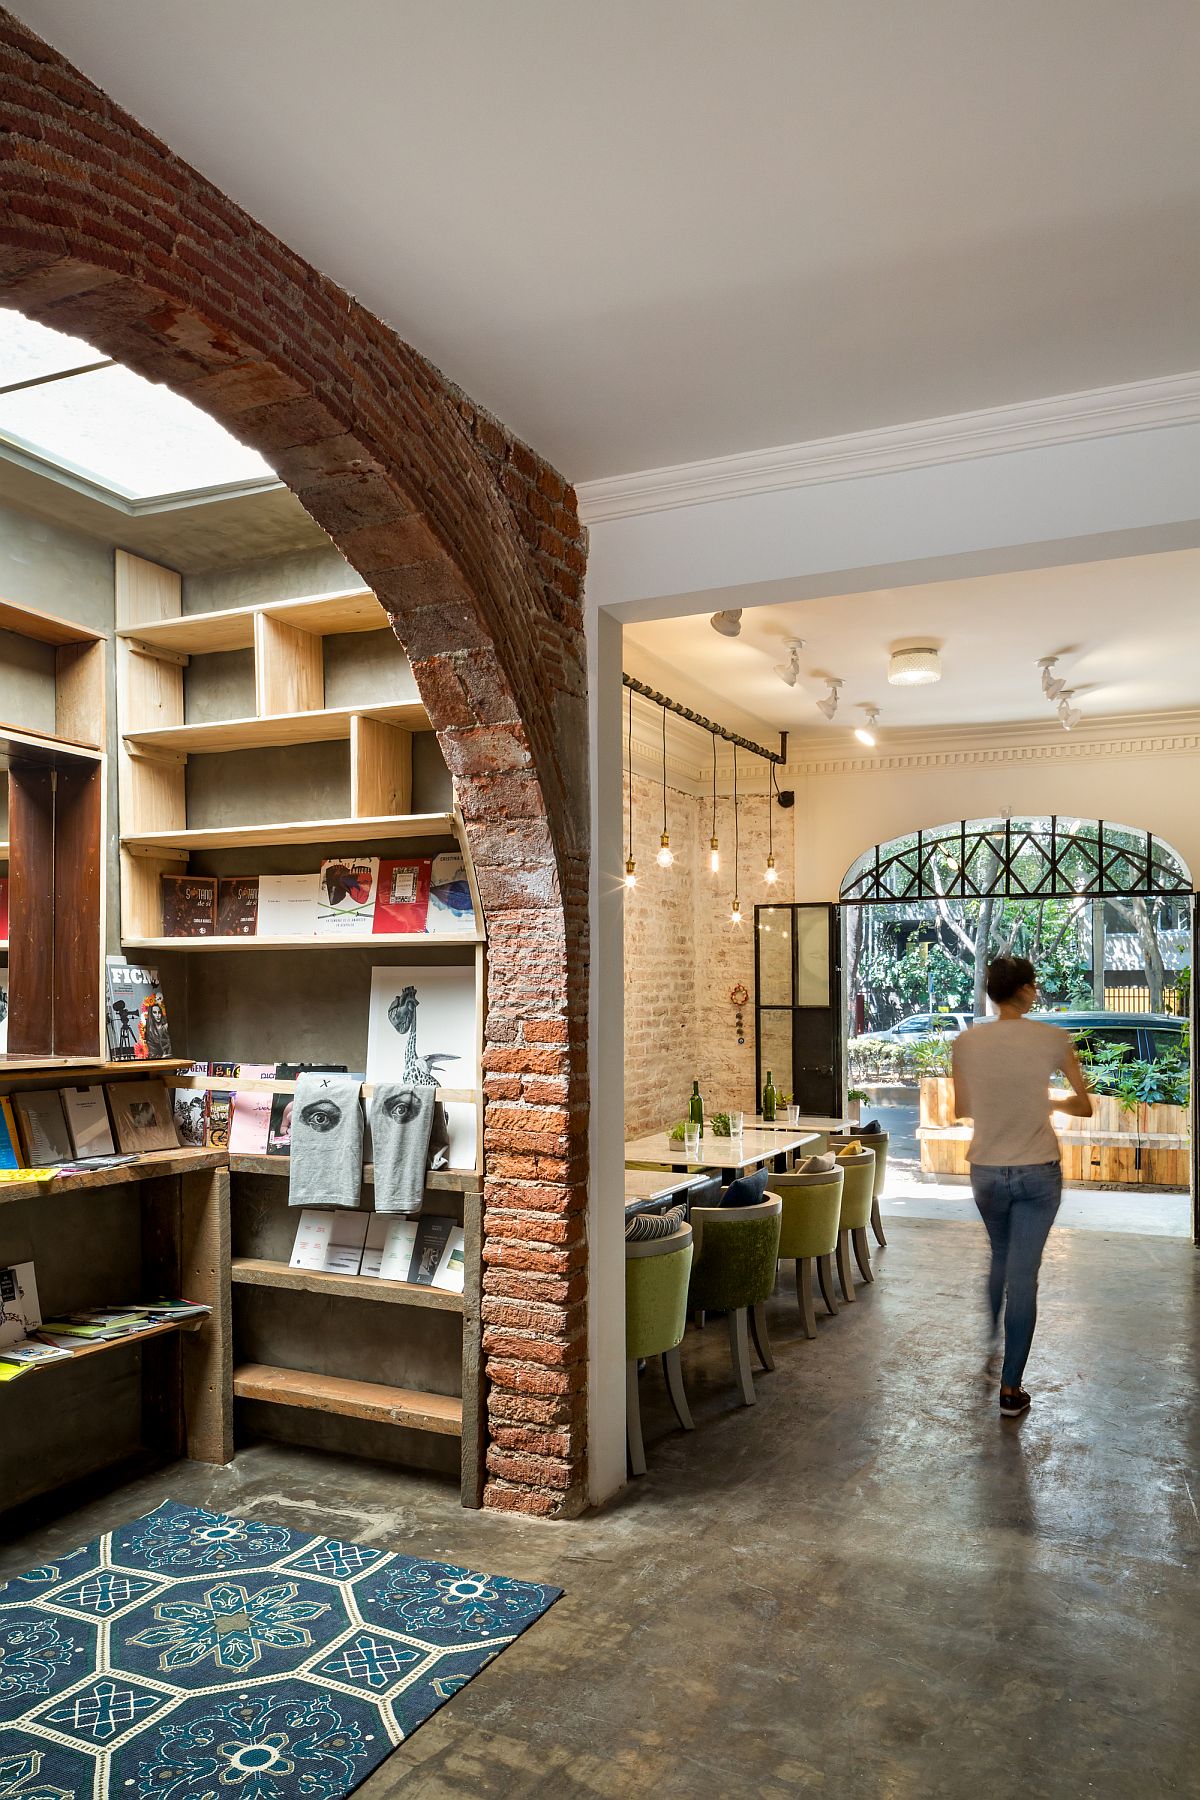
[
  {"x1": 1058, "y1": 692, "x2": 1082, "y2": 730},
  {"x1": 816, "y1": 677, "x2": 843, "y2": 722},
  {"x1": 774, "y1": 636, "x2": 805, "y2": 687},
  {"x1": 1038, "y1": 655, "x2": 1067, "y2": 700},
  {"x1": 854, "y1": 704, "x2": 881, "y2": 747},
  {"x1": 710, "y1": 609, "x2": 742, "y2": 638}
]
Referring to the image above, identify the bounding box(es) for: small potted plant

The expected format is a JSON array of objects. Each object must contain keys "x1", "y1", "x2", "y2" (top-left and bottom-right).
[{"x1": 846, "y1": 1087, "x2": 869, "y2": 1126}]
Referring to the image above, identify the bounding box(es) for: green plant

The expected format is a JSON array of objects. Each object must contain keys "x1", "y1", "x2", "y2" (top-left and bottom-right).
[
  {"x1": 710, "y1": 1111, "x2": 732, "y2": 1137},
  {"x1": 911, "y1": 1034, "x2": 953, "y2": 1077},
  {"x1": 847, "y1": 1087, "x2": 869, "y2": 1104},
  {"x1": 668, "y1": 1119, "x2": 687, "y2": 1142}
]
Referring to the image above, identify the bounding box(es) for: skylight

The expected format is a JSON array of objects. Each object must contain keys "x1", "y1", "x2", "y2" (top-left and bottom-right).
[{"x1": 0, "y1": 308, "x2": 276, "y2": 502}]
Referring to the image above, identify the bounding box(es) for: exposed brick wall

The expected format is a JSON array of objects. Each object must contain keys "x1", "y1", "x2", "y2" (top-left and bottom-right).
[
  {"x1": 0, "y1": 9, "x2": 589, "y2": 1517},
  {"x1": 624, "y1": 772, "x2": 794, "y2": 1134}
]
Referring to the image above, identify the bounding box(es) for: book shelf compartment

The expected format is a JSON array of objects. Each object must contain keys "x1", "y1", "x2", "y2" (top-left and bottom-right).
[
  {"x1": 233, "y1": 1363, "x2": 464, "y2": 1437},
  {"x1": 231, "y1": 1257, "x2": 464, "y2": 1313}
]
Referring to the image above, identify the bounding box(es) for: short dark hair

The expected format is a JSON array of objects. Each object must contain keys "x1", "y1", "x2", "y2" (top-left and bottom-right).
[{"x1": 986, "y1": 955, "x2": 1037, "y2": 1005}]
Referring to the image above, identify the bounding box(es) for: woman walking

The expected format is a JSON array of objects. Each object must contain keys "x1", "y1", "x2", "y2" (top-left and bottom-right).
[{"x1": 951, "y1": 956, "x2": 1093, "y2": 1417}]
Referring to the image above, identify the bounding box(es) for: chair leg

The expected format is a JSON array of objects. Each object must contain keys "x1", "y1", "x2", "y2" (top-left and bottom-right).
[
  {"x1": 749, "y1": 1303, "x2": 775, "y2": 1372},
  {"x1": 836, "y1": 1230, "x2": 857, "y2": 1303},
  {"x1": 728, "y1": 1307, "x2": 756, "y2": 1405},
  {"x1": 694, "y1": 1309, "x2": 706, "y2": 1330},
  {"x1": 852, "y1": 1226, "x2": 874, "y2": 1283},
  {"x1": 795, "y1": 1258, "x2": 817, "y2": 1338},
  {"x1": 817, "y1": 1253, "x2": 839, "y2": 1316},
  {"x1": 871, "y1": 1196, "x2": 887, "y2": 1247},
  {"x1": 662, "y1": 1346, "x2": 694, "y2": 1431},
  {"x1": 626, "y1": 1360, "x2": 647, "y2": 1477}
]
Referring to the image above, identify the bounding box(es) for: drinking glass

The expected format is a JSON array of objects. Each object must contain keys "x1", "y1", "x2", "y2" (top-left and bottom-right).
[
  {"x1": 786, "y1": 1103, "x2": 800, "y2": 1127},
  {"x1": 726, "y1": 1109, "x2": 745, "y2": 1140},
  {"x1": 683, "y1": 1121, "x2": 702, "y2": 1158}
]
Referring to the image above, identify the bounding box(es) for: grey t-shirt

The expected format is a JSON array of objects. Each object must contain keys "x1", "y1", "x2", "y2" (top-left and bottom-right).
[{"x1": 951, "y1": 1018, "x2": 1071, "y2": 1166}]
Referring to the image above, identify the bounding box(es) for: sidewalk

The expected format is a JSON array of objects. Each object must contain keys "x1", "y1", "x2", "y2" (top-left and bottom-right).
[{"x1": 882, "y1": 1163, "x2": 1192, "y2": 1236}]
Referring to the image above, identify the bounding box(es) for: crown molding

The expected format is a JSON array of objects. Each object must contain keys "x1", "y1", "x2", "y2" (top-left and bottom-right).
[
  {"x1": 577, "y1": 371, "x2": 1200, "y2": 523},
  {"x1": 785, "y1": 708, "x2": 1200, "y2": 774}
]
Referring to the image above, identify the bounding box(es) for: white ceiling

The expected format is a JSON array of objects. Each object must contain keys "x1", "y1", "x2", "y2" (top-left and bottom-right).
[
  {"x1": 622, "y1": 549, "x2": 1200, "y2": 738},
  {"x1": 12, "y1": 1, "x2": 1200, "y2": 481}
]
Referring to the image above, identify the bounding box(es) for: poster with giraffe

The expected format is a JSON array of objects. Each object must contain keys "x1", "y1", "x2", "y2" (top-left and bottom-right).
[{"x1": 365, "y1": 964, "x2": 478, "y2": 1169}]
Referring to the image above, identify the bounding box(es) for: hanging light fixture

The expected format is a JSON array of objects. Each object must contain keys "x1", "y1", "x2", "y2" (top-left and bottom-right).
[
  {"x1": 1038, "y1": 655, "x2": 1066, "y2": 700},
  {"x1": 854, "y1": 705, "x2": 881, "y2": 747},
  {"x1": 764, "y1": 762, "x2": 778, "y2": 884},
  {"x1": 710, "y1": 609, "x2": 742, "y2": 638},
  {"x1": 774, "y1": 637, "x2": 804, "y2": 687},
  {"x1": 656, "y1": 701, "x2": 674, "y2": 866},
  {"x1": 624, "y1": 683, "x2": 636, "y2": 889},
  {"x1": 1058, "y1": 693, "x2": 1082, "y2": 730},
  {"x1": 708, "y1": 730, "x2": 720, "y2": 872},
  {"x1": 816, "y1": 677, "x2": 843, "y2": 721},
  {"x1": 730, "y1": 743, "x2": 742, "y2": 922},
  {"x1": 888, "y1": 646, "x2": 941, "y2": 686}
]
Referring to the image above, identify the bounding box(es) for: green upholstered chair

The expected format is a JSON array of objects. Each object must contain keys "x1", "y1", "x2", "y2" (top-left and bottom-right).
[
  {"x1": 774, "y1": 1165, "x2": 844, "y2": 1337},
  {"x1": 625, "y1": 1223, "x2": 694, "y2": 1476},
  {"x1": 686, "y1": 1195, "x2": 783, "y2": 1406},
  {"x1": 834, "y1": 1148, "x2": 875, "y2": 1302},
  {"x1": 832, "y1": 1129, "x2": 890, "y2": 1246}
]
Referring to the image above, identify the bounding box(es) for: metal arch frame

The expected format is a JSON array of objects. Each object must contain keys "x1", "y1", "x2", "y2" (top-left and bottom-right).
[{"x1": 840, "y1": 816, "x2": 1191, "y2": 905}]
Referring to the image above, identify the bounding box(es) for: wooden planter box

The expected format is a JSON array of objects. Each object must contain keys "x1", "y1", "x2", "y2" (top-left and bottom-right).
[{"x1": 918, "y1": 1078, "x2": 1190, "y2": 1186}]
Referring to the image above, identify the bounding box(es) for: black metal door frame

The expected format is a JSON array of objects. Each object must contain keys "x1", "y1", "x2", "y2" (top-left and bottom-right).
[{"x1": 754, "y1": 902, "x2": 843, "y2": 1117}]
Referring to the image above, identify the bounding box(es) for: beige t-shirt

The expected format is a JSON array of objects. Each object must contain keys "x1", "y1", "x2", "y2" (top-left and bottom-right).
[{"x1": 951, "y1": 1018, "x2": 1071, "y2": 1166}]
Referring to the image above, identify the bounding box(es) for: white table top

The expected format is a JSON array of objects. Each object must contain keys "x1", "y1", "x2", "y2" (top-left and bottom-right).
[
  {"x1": 750, "y1": 1114, "x2": 859, "y2": 1133},
  {"x1": 624, "y1": 1127, "x2": 819, "y2": 1172},
  {"x1": 623, "y1": 1168, "x2": 711, "y2": 1211}
]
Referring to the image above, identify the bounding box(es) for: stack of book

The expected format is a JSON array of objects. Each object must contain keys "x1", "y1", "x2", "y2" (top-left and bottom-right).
[
  {"x1": 160, "y1": 852, "x2": 473, "y2": 938},
  {"x1": 289, "y1": 1209, "x2": 465, "y2": 1292},
  {"x1": 0, "y1": 1261, "x2": 209, "y2": 1382},
  {"x1": 0, "y1": 1078, "x2": 181, "y2": 1169}
]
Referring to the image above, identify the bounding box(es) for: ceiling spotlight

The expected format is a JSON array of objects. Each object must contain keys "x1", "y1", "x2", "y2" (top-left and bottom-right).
[
  {"x1": 774, "y1": 637, "x2": 805, "y2": 687},
  {"x1": 854, "y1": 705, "x2": 881, "y2": 747},
  {"x1": 888, "y1": 646, "x2": 941, "y2": 686},
  {"x1": 710, "y1": 609, "x2": 742, "y2": 638},
  {"x1": 1058, "y1": 695, "x2": 1082, "y2": 731},
  {"x1": 816, "y1": 677, "x2": 843, "y2": 722},
  {"x1": 1038, "y1": 655, "x2": 1067, "y2": 699}
]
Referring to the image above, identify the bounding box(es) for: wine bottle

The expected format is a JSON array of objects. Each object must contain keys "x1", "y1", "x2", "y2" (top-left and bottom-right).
[
  {"x1": 688, "y1": 1079, "x2": 704, "y2": 1133},
  {"x1": 762, "y1": 1070, "x2": 777, "y2": 1122}
]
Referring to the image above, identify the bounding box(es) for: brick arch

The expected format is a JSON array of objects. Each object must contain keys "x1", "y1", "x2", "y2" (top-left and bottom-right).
[{"x1": 0, "y1": 9, "x2": 589, "y2": 1516}]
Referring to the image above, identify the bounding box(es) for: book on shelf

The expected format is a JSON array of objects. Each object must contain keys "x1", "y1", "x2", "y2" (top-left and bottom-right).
[
  {"x1": 217, "y1": 875, "x2": 260, "y2": 936},
  {"x1": 317, "y1": 855, "x2": 379, "y2": 937},
  {"x1": 106, "y1": 1079, "x2": 179, "y2": 1155},
  {"x1": 161, "y1": 874, "x2": 217, "y2": 936},
  {"x1": 0, "y1": 875, "x2": 7, "y2": 939},
  {"x1": 14, "y1": 1090, "x2": 72, "y2": 1166},
  {"x1": 0, "y1": 1337, "x2": 71, "y2": 1372},
  {"x1": 288, "y1": 1209, "x2": 370, "y2": 1274},
  {"x1": 105, "y1": 957, "x2": 172, "y2": 1061},
  {"x1": 61, "y1": 1085, "x2": 117, "y2": 1159},
  {"x1": 0, "y1": 956, "x2": 7, "y2": 1057},
  {"x1": 427, "y1": 851, "x2": 473, "y2": 934},
  {"x1": 373, "y1": 858, "x2": 431, "y2": 935},
  {"x1": 256, "y1": 873, "x2": 319, "y2": 938},
  {"x1": 0, "y1": 1261, "x2": 41, "y2": 1347},
  {"x1": 207, "y1": 1062, "x2": 238, "y2": 1149},
  {"x1": 227, "y1": 1064, "x2": 277, "y2": 1155},
  {"x1": 359, "y1": 1214, "x2": 389, "y2": 1277},
  {"x1": 0, "y1": 1097, "x2": 22, "y2": 1171},
  {"x1": 172, "y1": 1063, "x2": 210, "y2": 1148},
  {"x1": 432, "y1": 1226, "x2": 466, "y2": 1293},
  {"x1": 409, "y1": 1214, "x2": 454, "y2": 1285},
  {"x1": 376, "y1": 1217, "x2": 418, "y2": 1282},
  {"x1": 123, "y1": 1299, "x2": 212, "y2": 1321}
]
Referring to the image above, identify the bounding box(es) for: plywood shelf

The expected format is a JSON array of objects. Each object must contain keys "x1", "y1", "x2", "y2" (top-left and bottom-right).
[
  {"x1": 121, "y1": 812, "x2": 459, "y2": 855},
  {"x1": 0, "y1": 597, "x2": 105, "y2": 646},
  {"x1": 0, "y1": 1146, "x2": 226, "y2": 1207},
  {"x1": 14, "y1": 1317, "x2": 200, "y2": 1375},
  {"x1": 0, "y1": 1056, "x2": 191, "y2": 1081},
  {"x1": 231, "y1": 1257, "x2": 463, "y2": 1312},
  {"x1": 123, "y1": 932, "x2": 483, "y2": 951},
  {"x1": 124, "y1": 703, "x2": 428, "y2": 756},
  {"x1": 233, "y1": 1362, "x2": 463, "y2": 1436},
  {"x1": 118, "y1": 587, "x2": 387, "y2": 656}
]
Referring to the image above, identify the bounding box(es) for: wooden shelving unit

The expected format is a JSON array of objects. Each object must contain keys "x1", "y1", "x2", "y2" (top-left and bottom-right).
[{"x1": 110, "y1": 552, "x2": 487, "y2": 1506}]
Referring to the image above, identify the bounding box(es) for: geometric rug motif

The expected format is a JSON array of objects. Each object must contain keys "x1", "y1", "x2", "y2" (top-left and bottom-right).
[{"x1": 0, "y1": 1499, "x2": 561, "y2": 1798}]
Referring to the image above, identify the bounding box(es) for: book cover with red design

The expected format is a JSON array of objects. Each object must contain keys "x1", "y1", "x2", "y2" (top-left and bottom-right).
[{"x1": 372, "y1": 859, "x2": 431, "y2": 935}]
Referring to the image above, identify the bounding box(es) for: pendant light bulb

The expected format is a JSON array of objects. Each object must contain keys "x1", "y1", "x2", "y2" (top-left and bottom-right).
[
  {"x1": 764, "y1": 852, "x2": 778, "y2": 885},
  {"x1": 624, "y1": 858, "x2": 637, "y2": 889},
  {"x1": 710, "y1": 836, "x2": 720, "y2": 873},
  {"x1": 657, "y1": 831, "x2": 674, "y2": 868},
  {"x1": 730, "y1": 896, "x2": 742, "y2": 924}
]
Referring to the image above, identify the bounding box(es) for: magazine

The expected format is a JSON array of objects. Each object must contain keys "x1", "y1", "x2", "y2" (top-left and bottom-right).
[{"x1": 105, "y1": 958, "x2": 172, "y2": 1062}]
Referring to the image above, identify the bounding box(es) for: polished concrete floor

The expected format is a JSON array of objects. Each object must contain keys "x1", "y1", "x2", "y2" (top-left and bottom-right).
[
  {"x1": 884, "y1": 1169, "x2": 1194, "y2": 1237},
  {"x1": 4, "y1": 1218, "x2": 1197, "y2": 1798}
]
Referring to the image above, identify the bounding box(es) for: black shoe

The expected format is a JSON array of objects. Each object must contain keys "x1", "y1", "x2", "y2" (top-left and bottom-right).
[{"x1": 999, "y1": 1388, "x2": 1031, "y2": 1418}]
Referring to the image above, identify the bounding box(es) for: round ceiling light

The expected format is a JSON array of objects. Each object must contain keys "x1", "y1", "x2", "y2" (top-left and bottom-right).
[{"x1": 888, "y1": 646, "x2": 941, "y2": 686}]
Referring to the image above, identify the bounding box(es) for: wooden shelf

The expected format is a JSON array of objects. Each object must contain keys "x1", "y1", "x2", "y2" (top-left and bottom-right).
[
  {"x1": 0, "y1": 1056, "x2": 192, "y2": 1079},
  {"x1": 125, "y1": 704, "x2": 427, "y2": 757},
  {"x1": 0, "y1": 597, "x2": 105, "y2": 647},
  {"x1": 232, "y1": 1257, "x2": 463, "y2": 1313},
  {"x1": 0, "y1": 1146, "x2": 226, "y2": 1207},
  {"x1": 233, "y1": 1362, "x2": 463, "y2": 1436},
  {"x1": 0, "y1": 721, "x2": 103, "y2": 766},
  {"x1": 121, "y1": 812, "x2": 459, "y2": 855},
  {"x1": 118, "y1": 588, "x2": 387, "y2": 656},
  {"x1": 228, "y1": 1153, "x2": 480, "y2": 1192},
  {"x1": 123, "y1": 932, "x2": 484, "y2": 951},
  {"x1": 19, "y1": 1317, "x2": 200, "y2": 1373}
]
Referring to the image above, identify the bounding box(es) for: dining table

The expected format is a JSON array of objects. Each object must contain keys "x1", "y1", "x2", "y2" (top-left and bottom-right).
[
  {"x1": 750, "y1": 1114, "x2": 861, "y2": 1133},
  {"x1": 624, "y1": 1125, "x2": 820, "y2": 1185},
  {"x1": 623, "y1": 1167, "x2": 712, "y2": 1217}
]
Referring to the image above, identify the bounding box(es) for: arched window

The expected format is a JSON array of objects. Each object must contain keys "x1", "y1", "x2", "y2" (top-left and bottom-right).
[{"x1": 841, "y1": 818, "x2": 1191, "y2": 905}]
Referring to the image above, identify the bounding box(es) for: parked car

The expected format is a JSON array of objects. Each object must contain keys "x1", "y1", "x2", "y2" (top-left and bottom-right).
[
  {"x1": 1027, "y1": 1010, "x2": 1186, "y2": 1064},
  {"x1": 856, "y1": 1011, "x2": 975, "y2": 1043}
]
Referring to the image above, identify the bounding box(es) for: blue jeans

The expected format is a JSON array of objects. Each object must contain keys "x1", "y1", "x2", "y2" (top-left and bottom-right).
[{"x1": 970, "y1": 1162, "x2": 1062, "y2": 1390}]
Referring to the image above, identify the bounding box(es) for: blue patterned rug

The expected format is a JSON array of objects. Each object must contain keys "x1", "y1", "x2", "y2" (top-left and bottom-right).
[{"x1": 0, "y1": 1499, "x2": 561, "y2": 1798}]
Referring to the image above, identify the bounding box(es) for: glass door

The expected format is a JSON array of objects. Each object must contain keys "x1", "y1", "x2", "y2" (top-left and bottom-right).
[{"x1": 755, "y1": 903, "x2": 843, "y2": 1115}]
